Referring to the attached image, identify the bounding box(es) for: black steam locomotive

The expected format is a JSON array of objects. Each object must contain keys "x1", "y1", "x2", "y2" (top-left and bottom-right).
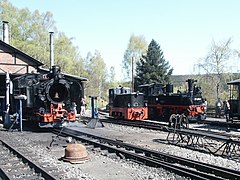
[
  {"x1": 12, "y1": 66, "x2": 84, "y2": 127},
  {"x1": 139, "y1": 79, "x2": 206, "y2": 122}
]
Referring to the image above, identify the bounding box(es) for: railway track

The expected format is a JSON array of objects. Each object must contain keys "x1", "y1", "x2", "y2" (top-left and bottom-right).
[
  {"x1": 0, "y1": 139, "x2": 58, "y2": 180},
  {"x1": 99, "y1": 109, "x2": 240, "y2": 139},
  {"x1": 0, "y1": 135, "x2": 63, "y2": 180},
  {"x1": 54, "y1": 127, "x2": 240, "y2": 179},
  {"x1": 99, "y1": 109, "x2": 240, "y2": 128},
  {"x1": 100, "y1": 117, "x2": 169, "y2": 131},
  {"x1": 87, "y1": 115, "x2": 240, "y2": 160},
  {"x1": 202, "y1": 119, "x2": 240, "y2": 128},
  {"x1": 99, "y1": 116, "x2": 240, "y2": 139}
]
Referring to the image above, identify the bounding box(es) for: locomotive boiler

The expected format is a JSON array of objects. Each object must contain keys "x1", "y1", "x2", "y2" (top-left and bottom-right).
[{"x1": 12, "y1": 65, "x2": 84, "y2": 128}]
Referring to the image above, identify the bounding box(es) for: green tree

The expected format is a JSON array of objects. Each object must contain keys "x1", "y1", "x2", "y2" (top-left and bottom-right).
[
  {"x1": 84, "y1": 50, "x2": 108, "y2": 99},
  {"x1": 108, "y1": 66, "x2": 119, "y2": 88},
  {"x1": 72, "y1": 55, "x2": 88, "y2": 78},
  {"x1": 196, "y1": 38, "x2": 234, "y2": 104},
  {"x1": 135, "y1": 39, "x2": 173, "y2": 87},
  {"x1": 0, "y1": 0, "x2": 81, "y2": 75},
  {"x1": 0, "y1": 0, "x2": 111, "y2": 103},
  {"x1": 54, "y1": 32, "x2": 79, "y2": 73},
  {"x1": 122, "y1": 34, "x2": 147, "y2": 80},
  {"x1": 0, "y1": 0, "x2": 56, "y2": 64}
]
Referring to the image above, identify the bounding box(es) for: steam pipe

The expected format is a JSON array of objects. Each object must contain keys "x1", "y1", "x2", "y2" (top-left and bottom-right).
[
  {"x1": 2, "y1": 21, "x2": 9, "y2": 44},
  {"x1": 3, "y1": 72, "x2": 11, "y2": 128},
  {"x1": 131, "y1": 57, "x2": 134, "y2": 92},
  {"x1": 5, "y1": 72, "x2": 10, "y2": 113},
  {"x1": 49, "y1": 32, "x2": 54, "y2": 68}
]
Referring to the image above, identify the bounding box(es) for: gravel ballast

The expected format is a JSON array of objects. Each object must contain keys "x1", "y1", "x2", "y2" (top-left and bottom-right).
[{"x1": 1, "y1": 113, "x2": 240, "y2": 179}]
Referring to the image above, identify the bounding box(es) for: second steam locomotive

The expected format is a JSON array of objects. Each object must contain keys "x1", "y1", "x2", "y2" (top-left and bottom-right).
[
  {"x1": 109, "y1": 79, "x2": 206, "y2": 122},
  {"x1": 139, "y1": 79, "x2": 206, "y2": 122}
]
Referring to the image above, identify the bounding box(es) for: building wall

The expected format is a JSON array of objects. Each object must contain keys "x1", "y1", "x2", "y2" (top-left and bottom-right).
[
  {"x1": 0, "y1": 44, "x2": 40, "y2": 98},
  {"x1": 0, "y1": 52, "x2": 37, "y2": 74}
]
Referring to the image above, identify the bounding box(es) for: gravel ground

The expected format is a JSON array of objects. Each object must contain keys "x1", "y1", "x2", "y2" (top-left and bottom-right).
[
  {"x1": 73, "y1": 121, "x2": 240, "y2": 171},
  {"x1": 1, "y1": 111, "x2": 240, "y2": 179},
  {"x1": 0, "y1": 125, "x2": 184, "y2": 179}
]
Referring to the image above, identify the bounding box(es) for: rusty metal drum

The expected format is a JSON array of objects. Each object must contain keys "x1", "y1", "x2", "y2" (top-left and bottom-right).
[{"x1": 63, "y1": 143, "x2": 88, "y2": 164}]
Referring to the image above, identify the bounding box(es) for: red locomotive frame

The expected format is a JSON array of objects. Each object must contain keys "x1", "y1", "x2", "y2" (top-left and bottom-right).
[
  {"x1": 139, "y1": 79, "x2": 206, "y2": 122},
  {"x1": 109, "y1": 87, "x2": 148, "y2": 120}
]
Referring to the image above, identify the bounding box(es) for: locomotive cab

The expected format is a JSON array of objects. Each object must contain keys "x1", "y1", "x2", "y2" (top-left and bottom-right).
[
  {"x1": 138, "y1": 83, "x2": 164, "y2": 102},
  {"x1": 113, "y1": 92, "x2": 146, "y2": 108},
  {"x1": 108, "y1": 87, "x2": 131, "y2": 109},
  {"x1": 227, "y1": 79, "x2": 240, "y2": 122}
]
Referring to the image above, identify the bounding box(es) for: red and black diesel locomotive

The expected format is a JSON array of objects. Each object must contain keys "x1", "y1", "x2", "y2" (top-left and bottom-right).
[
  {"x1": 139, "y1": 79, "x2": 206, "y2": 122},
  {"x1": 12, "y1": 65, "x2": 85, "y2": 128},
  {"x1": 108, "y1": 87, "x2": 148, "y2": 120}
]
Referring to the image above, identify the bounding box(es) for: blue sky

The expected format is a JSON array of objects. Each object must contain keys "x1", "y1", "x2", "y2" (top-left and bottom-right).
[{"x1": 8, "y1": 0, "x2": 240, "y2": 80}]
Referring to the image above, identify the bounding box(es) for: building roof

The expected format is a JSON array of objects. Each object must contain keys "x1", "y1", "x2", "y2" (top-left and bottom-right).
[
  {"x1": 0, "y1": 40, "x2": 87, "y2": 82},
  {"x1": 0, "y1": 40, "x2": 44, "y2": 66},
  {"x1": 227, "y1": 79, "x2": 240, "y2": 85}
]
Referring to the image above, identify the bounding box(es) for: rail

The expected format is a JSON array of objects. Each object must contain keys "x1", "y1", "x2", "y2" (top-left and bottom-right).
[
  {"x1": 0, "y1": 139, "x2": 58, "y2": 180},
  {"x1": 91, "y1": 116, "x2": 240, "y2": 160},
  {"x1": 53, "y1": 127, "x2": 240, "y2": 179}
]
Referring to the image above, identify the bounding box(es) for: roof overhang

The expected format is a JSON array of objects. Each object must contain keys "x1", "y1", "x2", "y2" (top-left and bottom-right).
[{"x1": 227, "y1": 79, "x2": 240, "y2": 85}]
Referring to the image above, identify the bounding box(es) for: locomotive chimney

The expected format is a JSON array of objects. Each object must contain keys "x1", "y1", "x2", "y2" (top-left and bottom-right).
[
  {"x1": 49, "y1": 32, "x2": 54, "y2": 68},
  {"x1": 2, "y1": 21, "x2": 9, "y2": 44},
  {"x1": 186, "y1": 79, "x2": 197, "y2": 97}
]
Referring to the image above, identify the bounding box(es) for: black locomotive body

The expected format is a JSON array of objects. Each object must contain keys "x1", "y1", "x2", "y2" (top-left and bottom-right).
[
  {"x1": 227, "y1": 79, "x2": 240, "y2": 122},
  {"x1": 109, "y1": 87, "x2": 148, "y2": 120},
  {"x1": 139, "y1": 79, "x2": 206, "y2": 122},
  {"x1": 12, "y1": 66, "x2": 84, "y2": 127}
]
